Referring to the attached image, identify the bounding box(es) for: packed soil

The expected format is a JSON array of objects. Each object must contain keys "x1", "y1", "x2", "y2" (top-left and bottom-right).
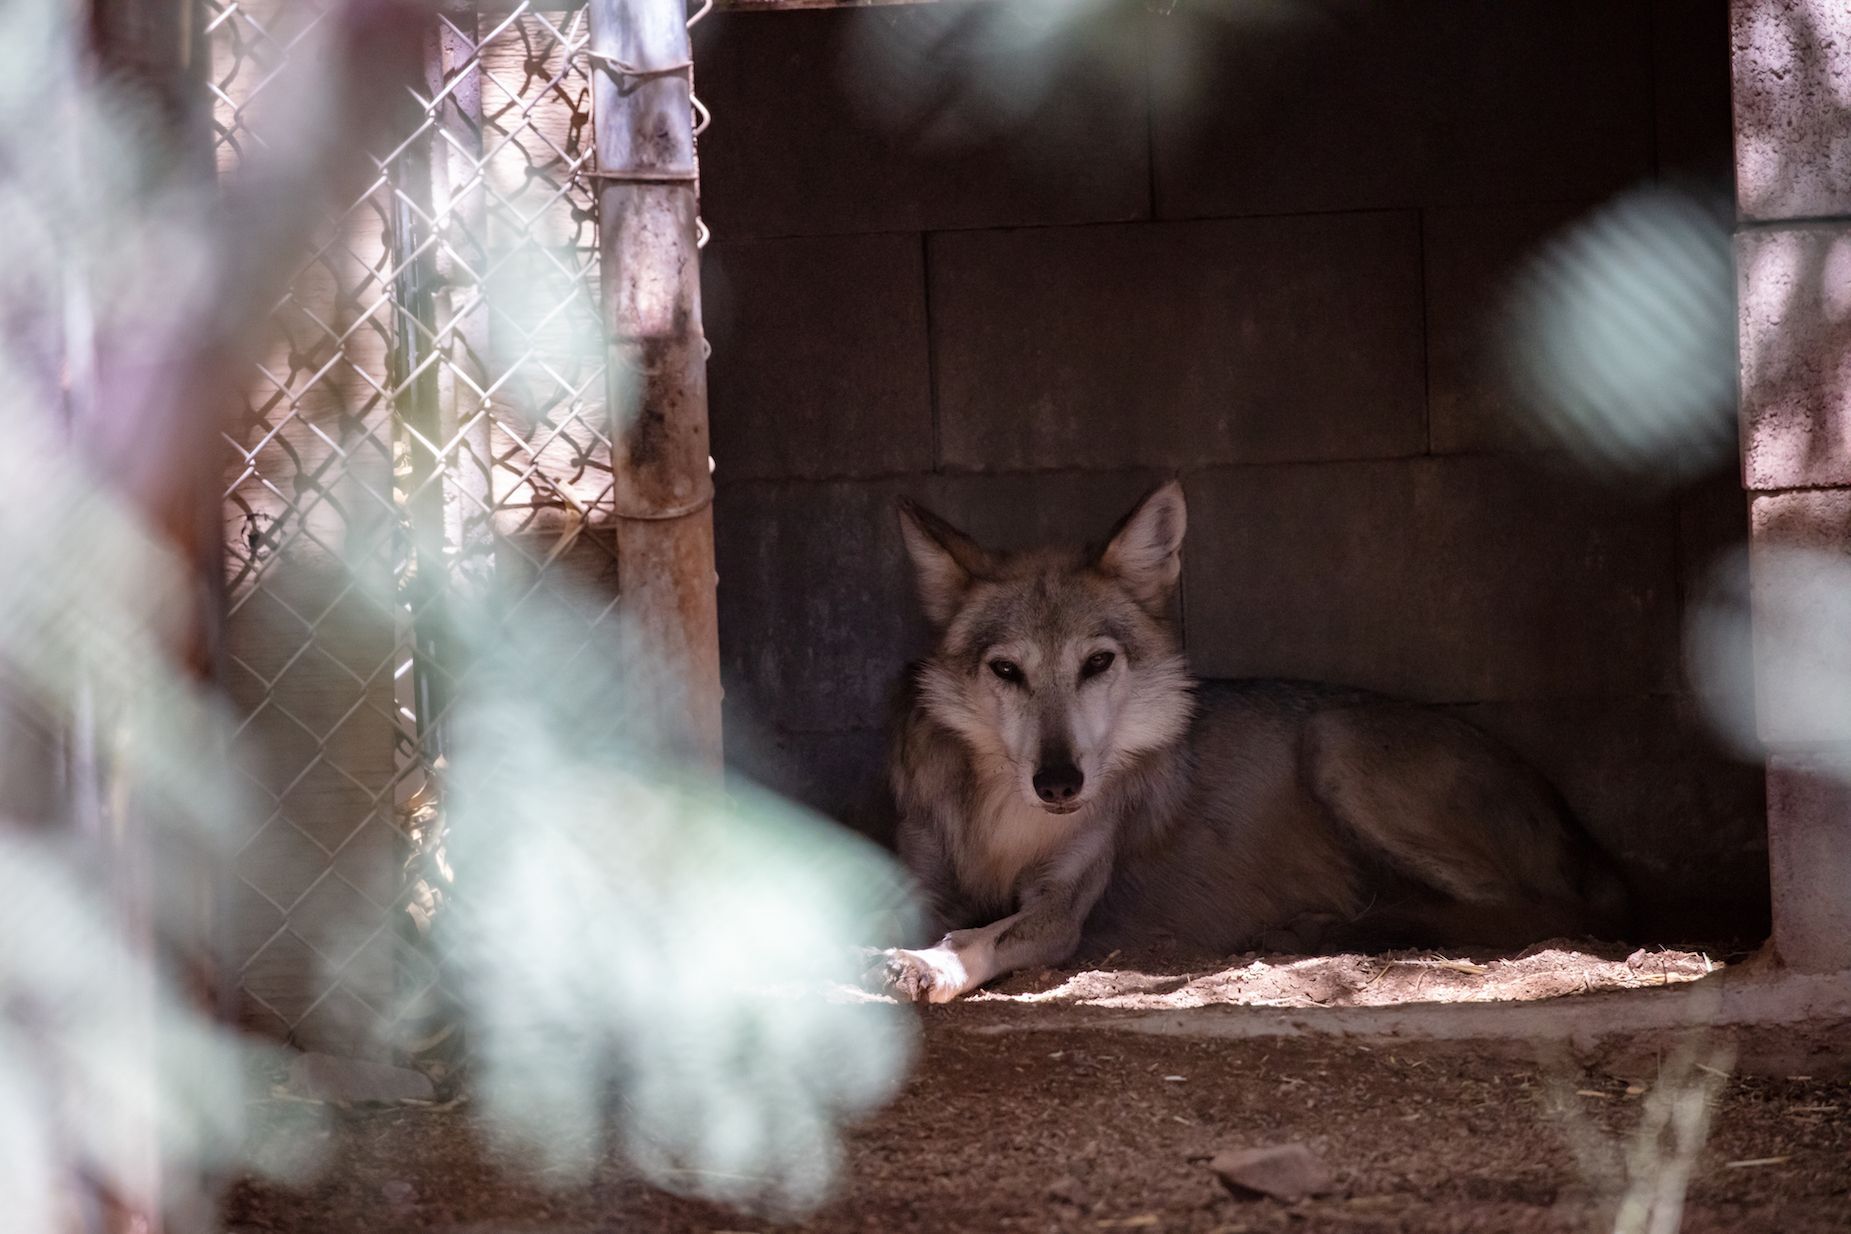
[{"x1": 225, "y1": 946, "x2": 1851, "y2": 1234}]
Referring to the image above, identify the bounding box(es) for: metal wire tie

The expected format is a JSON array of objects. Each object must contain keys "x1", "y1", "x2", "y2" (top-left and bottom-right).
[
  {"x1": 609, "y1": 487, "x2": 714, "y2": 522},
  {"x1": 582, "y1": 49, "x2": 692, "y2": 79},
  {"x1": 580, "y1": 166, "x2": 700, "y2": 184}
]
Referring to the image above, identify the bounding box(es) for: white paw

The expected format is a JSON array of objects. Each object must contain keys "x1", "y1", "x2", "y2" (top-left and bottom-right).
[{"x1": 875, "y1": 946, "x2": 971, "y2": 1004}]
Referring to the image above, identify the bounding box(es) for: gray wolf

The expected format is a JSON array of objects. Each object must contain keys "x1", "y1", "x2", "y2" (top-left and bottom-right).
[{"x1": 875, "y1": 481, "x2": 1632, "y2": 1003}]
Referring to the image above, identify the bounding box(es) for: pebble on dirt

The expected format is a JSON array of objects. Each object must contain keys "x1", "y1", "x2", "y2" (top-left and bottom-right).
[{"x1": 1208, "y1": 1143, "x2": 1337, "y2": 1201}]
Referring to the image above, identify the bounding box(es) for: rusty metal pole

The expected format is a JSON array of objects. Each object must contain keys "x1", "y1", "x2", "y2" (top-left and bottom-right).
[{"x1": 587, "y1": 0, "x2": 723, "y2": 767}]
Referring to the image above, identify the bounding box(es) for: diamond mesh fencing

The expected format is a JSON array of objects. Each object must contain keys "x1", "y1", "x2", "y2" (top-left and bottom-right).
[{"x1": 209, "y1": 0, "x2": 709, "y2": 1062}]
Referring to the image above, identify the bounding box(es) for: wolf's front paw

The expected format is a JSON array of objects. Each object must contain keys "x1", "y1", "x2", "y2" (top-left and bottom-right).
[{"x1": 874, "y1": 946, "x2": 970, "y2": 1005}]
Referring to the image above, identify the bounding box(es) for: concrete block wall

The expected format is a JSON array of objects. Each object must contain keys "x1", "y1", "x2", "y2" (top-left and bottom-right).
[
  {"x1": 1733, "y1": 0, "x2": 1851, "y2": 969},
  {"x1": 697, "y1": 0, "x2": 1765, "y2": 939}
]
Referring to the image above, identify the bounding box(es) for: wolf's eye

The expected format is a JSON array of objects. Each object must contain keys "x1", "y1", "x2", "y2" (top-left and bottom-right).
[
  {"x1": 1080, "y1": 650, "x2": 1116, "y2": 680},
  {"x1": 988, "y1": 658, "x2": 1023, "y2": 684}
]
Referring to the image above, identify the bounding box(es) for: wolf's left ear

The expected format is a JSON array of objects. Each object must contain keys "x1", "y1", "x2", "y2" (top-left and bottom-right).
[
  {"x1": 897, "y1": 499, "x2": 994, "y2": 629},
  {"x1": 1097, "y1": 480, "x2": 1187, "y2": 613}
]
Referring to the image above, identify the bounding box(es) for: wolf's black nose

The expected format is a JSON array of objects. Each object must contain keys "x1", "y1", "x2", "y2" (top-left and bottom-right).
[{"x1": 1033, "y1": 763, "x2": 1084, "y2": 805}]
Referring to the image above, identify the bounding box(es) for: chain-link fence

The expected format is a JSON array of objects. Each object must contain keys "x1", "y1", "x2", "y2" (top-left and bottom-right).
[{"x1": 208, "y1": 0, "x2": 709, "y2": 1061}]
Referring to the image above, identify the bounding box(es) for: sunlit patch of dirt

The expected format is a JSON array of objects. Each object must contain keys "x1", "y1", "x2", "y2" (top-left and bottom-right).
[{"x1": 974, "y1": 940, "x2": 1721, "y2": 1010}]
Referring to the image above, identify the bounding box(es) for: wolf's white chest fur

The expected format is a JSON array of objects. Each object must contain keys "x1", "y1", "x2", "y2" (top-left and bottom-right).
[{"x1": 955, "y1": 779, "x2": 1082, "y2": 907}]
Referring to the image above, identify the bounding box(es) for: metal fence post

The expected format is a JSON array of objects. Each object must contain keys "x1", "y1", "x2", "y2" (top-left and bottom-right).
[{"x1": 587, "y1": 0, "x2": 723, "y2": 767}]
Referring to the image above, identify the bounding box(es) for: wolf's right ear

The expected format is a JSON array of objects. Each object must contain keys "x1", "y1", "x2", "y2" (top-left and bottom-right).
[
  {"x1": 1097, "y1": 480, "x2": 1187, "y2": 614},
  {"x1": 897, "y1": 500, "x2": 992, "y2": 628}
]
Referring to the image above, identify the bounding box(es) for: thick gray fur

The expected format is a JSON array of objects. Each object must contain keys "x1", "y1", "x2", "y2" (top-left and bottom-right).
[{"x1": 876, "y1": 481, "x2": 1631, "y2": 1003}]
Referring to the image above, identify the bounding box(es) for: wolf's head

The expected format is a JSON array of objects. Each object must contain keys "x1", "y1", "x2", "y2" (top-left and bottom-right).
[{"x1": 898, "y1": 482, "x2": 1196, "y2": 816}]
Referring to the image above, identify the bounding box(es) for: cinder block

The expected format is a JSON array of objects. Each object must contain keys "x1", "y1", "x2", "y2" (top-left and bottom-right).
[
  {"x1": 1737, "y1": 225, "x2": 1851, "y2": 490},
  {"x1": 691, "y1": 5, "x2": 1149, "y2": 239},
  {"x1": 931, "y1": 215, "x2": 1425, "y2": 472},
  {"x1": 704, "y1": 234, "x2": 933, "y2": 480},
  {"x1": 1748, "y1": 485, "x2": 1851, "y2": 549},
  {"x1": 1747, "y1": 489, "x2": 1851, "y2": 747},
  {"x1": 1654, "y1": 0, "x2": 1735, "y2": 184},
  {"x1": 1424, "y1": 202, "x2": 1603, "y2": 454},
  {"x1": 1766, "y1": 754, "x2": 1851, "y2": 971},
  {"x1": 1147, "y1": 0, "x2": 1653, "y2": 218},
  {"x1": 724, "y1": 719, "x2": 894, "y2": 843},
  {"x1": 1732, "y1": 0, "x2": 1851, "y2": 221},
  {"x1": 1181, "y1": 457, "x2": 1681, "y2": 702},
  {"x1": 714, "y1": 477, "x2": 929, "y2": 736},
  {"x1": 1449, "y1": 695, "x2": 1768, "y2": 941}
]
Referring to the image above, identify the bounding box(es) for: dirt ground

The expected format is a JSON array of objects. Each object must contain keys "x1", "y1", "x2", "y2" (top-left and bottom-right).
[{"x1": 225, "y1": 945, "x2": 1851, "y2": 1234}]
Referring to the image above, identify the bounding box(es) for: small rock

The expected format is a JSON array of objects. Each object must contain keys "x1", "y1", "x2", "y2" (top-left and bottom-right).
[
  {"x1": 1046, "y1": 1174, "x2": 1086, "y2": 1207},
  {"x1": 381, "y1": 1180, "x2": 416, "y2": 1204},
  {"x1": 1209, "y1": 1143, "x2": 1335, "y2": 1201},
  {"x1": 286, "y1": 1052, "x2": 436, "y2": 1106}
]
